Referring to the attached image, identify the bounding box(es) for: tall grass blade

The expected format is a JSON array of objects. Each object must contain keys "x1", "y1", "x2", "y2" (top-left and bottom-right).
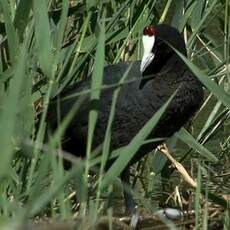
[
  {"x1": 83, "y1": 15, "x2": 105, "y2": 215},
  {"x1": 176, "y1": 128, "x2": 218, "y2": 162},
  {"x1": 14, "y1": 0, "x2": 32, "y2": 42},
  {"x1": 0, "y1": 0, "x2": 19, "y2": 63},
  {"x1": 96, "y1": 64, "x2": 133, "y2": 207},
  {"x1": 195, "y1": 161, "x2": 201, "y2": 229},
  {"x1": 33, "y1": 0, "x2": 53, "y2": 77},
  {"x1": 0, "y1": 42, "x2": 28, "y2": 177}
]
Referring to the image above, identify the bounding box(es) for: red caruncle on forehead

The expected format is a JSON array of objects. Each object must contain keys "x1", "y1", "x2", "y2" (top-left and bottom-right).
[{"x1": 143, "y1": 26, "x2": 156, "y2": 36}]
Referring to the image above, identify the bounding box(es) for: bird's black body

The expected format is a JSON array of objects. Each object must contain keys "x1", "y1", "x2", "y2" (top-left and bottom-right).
[
  {"x1": 49, "y1": 59, "x2": 202, "y2": 164},
  {"x1": 46, "y1": 24, "x2": 204, "y2": 212}
]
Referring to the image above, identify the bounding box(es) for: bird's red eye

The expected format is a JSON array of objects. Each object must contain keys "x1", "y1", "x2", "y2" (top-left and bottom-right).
[{"x1": 143, "y1": 26, "x2": 156, "y2": 36}]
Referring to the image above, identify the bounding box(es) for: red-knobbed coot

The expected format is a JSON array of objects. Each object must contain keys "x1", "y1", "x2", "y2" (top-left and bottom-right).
[{"x1": 46, "y1": 24, "x2": 204, "y2": 213}]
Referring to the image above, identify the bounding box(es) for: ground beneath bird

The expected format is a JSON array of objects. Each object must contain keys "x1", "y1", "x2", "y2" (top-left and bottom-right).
[{"x1": 17, "y1": 158, "x2": 228, "y2": 230}]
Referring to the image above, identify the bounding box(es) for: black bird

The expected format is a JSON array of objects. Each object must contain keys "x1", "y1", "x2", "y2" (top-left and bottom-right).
[{"x1": 46, "y1": 24, "x2": 203, "y2": 213}]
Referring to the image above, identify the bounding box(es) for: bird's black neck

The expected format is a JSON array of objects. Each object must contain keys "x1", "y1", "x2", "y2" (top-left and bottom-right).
[{"x1": 139, "y1": 53, "x2": 186, "y2": 89}]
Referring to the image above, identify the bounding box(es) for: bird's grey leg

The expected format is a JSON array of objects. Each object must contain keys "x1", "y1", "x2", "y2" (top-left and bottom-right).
[
  {"x1": 120, "y1": 168, "x2": 135, "y2": 214},
  {"x1": 121, "y1": 168, "x2": 140, "y2": 229}
]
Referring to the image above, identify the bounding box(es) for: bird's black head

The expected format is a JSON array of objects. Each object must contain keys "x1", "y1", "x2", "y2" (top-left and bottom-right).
[{"x1": 140, "y1": 24, "x2": 187, "y2": 76}]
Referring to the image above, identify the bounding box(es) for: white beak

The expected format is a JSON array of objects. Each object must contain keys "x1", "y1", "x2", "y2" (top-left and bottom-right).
[{"x1": 140, "y1": 35, "x2": 155, "y2": 73}]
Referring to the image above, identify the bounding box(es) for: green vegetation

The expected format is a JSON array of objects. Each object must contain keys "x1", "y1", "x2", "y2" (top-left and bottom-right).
[{"x1": 0, "y1": 0, "x2": 229, "y2": 229}]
